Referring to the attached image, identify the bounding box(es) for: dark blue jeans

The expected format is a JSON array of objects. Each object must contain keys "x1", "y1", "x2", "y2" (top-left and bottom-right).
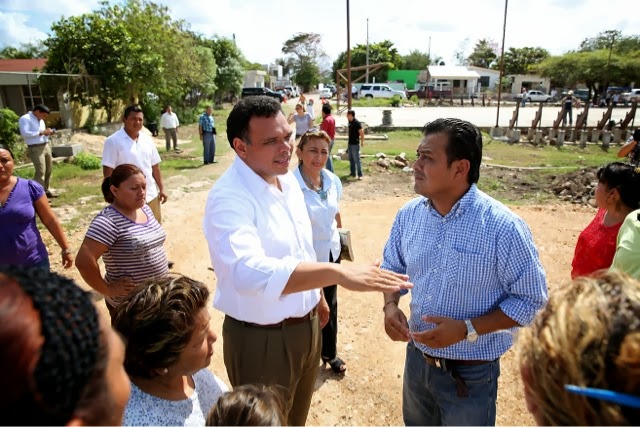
[
  {"x1": 0, "y1": 257, "x2": 50, "y2": 271},
  {"x1": 203, "y1": 133, "x2": 216, "y2": 164},
  {"x1": 325, "y1": 139, "x2": 334, "y2": 172},
  {"x1": 348, "y1": 144, "x2": 362, "y2": 177},
  {"x1": 403, "y1": 342, "x2": 500, "y2": 426},
  {"x1": 562, "y1": 108, "x2": 573, "y2": 126}
]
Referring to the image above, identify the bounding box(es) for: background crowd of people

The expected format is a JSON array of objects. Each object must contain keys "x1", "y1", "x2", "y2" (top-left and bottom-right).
[{"x1": 1, "y1": 96, "x2": 639, "y2": 425}]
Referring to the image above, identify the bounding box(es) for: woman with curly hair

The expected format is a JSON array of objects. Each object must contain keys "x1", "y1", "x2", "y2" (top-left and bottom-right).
[{"x1": 519, "y1": 270, "x2": 640, "y2": 425}]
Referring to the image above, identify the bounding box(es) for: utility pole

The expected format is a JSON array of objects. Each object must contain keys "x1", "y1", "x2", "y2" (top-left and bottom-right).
[
  {"x1": 428, "y1": 36, "x2": 431, "y2": 60},
  {"x1": 604, "y1": 31, "x2": 615, "y2": 98},
  {"x1": 346, "y1": 0, "x2": 352, "y2": 109},
  {"x1": 495, "y1": 0, "x2": 508, "y2": 128},
  {"x1": 366, "y1": 18, "x2": 370, "y2": 83}
]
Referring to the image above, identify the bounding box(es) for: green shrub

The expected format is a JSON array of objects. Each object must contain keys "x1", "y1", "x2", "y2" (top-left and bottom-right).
[
  {"x1": 410, "y1": 95, "x2": 419, "y2": 104},
  {"x1": 390, "y1": 95, "x2": 402, "y2": 107},
  {"x1": 74, "y1": 152, "x2": 102, "y2": 170},
  {"x1": 0, "y1": 108, "x2": 24, "y2": 160}
]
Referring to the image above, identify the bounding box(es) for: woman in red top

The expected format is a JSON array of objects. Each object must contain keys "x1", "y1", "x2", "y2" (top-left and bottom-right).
[{"x1": 571, "y1": 162, "x2": 640, "y2": 278}]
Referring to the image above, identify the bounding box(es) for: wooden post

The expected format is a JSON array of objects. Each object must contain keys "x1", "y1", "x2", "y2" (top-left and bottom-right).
[
  {"x1": 619, "y1": 100, "x2": 637, "y2": 130},
  {"x1": 575, "y1": 102, "x2": 590, "y2": 130},
  {"x1": 596, "y1": 104, "x2": 614, "y2": 130},
  {"x1": 552, "y1": 104, "x2": 567, "y2": 129},
  {"x1": 531, "y1": 103, "x2": 543, "y2": 129},
  {"x1": 509, "y1": 101, "x2": 521, "y2": 129}
]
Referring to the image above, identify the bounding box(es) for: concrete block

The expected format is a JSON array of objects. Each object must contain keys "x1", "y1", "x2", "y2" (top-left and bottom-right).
[
  {"x1": 570, "y1": 129, "x2": 579, "y2": 142},
  {"x1": 52, "y1": 144, "x2": 83, "y2": 158},
  {"x1": 556, "y1": 130, "x2": 565, "y2": 148},
  {"x1": 613, "y1": 128, "x2": 622, "y2": 143},
  {"x1": 490, "y1": 127, "x2": 504, "y2": 138},
  {"x1": 548, "y1": 129, "x2": 557, "y2": 140},
  {"x1": 507, "y1": 129, "x2": 521, "y2": 143},
  {"x1": 579, "y1": 131, "x2": 588, "y2": 148},
  {"x1": 590, "y1": 130, "x2": 601, "y2": 143},
  {"x1": 527, "y1": 128, "x2": 536, "y2": 141},
  {"x1": 534, "y1": 130, "x2": 544, "y2": 145},
  {"x1": 602, "y1": 131, "x2": 612, "y2": 149}
]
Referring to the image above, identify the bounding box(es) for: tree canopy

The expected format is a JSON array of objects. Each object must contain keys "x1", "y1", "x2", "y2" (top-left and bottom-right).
[
  {"x1": 332, "y1": 40, "x2": 404, "y2": 84},
  {"x1": 282, "y1": 32, "x2": 326, "y2": 92},
  {"x1": 402, "y1": 50, "x2": 431, "y2": 70},
  {"x1": 502, "y1": 47, "x2": 550, "y2": 75},
  {"x1": 466, "y1": 38, "x2": 498, "y2": 68}
]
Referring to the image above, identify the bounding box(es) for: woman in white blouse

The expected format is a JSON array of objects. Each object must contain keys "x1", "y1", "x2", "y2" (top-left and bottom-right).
[{"x1": 293, "y1": 129, "x2": 347, "y2": 374}]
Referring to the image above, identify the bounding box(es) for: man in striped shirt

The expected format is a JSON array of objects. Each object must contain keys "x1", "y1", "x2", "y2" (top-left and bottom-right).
[{"x1": 381, "y1": 118, "x2": 548, "y2": 426}]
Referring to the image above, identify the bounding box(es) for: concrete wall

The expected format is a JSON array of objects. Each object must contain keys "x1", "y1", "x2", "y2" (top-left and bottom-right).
[
  {"x1": 509, "y1": 74, "x2": 551, "y2": 94},
  {"x1": 243, "y1": 70, "x2": 266, "y2": 88}
]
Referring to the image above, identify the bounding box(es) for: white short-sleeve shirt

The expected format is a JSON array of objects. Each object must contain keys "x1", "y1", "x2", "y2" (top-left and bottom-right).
[{"x1": 102, "y1": 128, "x2": 161, "y2": 202}]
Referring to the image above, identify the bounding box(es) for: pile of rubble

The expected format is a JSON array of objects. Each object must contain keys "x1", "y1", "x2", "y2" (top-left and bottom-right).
[
  {"x1": 375, "y1": 152, "x2": 412, "y2": 172},
  {"x1": 548, "y1": 167, "x2": 598, "y2": 206}
]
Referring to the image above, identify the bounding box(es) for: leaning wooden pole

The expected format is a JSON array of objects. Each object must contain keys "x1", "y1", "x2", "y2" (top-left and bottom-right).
[
  {"x1": 346, "y1": 0, "x2": 352, "y2": 110},
  {"x1": 495, "y1": 0, "x2": 508, "y2": 128}
]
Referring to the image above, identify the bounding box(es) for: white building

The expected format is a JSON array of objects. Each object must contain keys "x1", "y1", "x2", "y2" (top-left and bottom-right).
[
  {"x1": 421, "y1": 66, "x2": 481, "y2": 96},
  {"x1": 243, "y1": 70, "x2": 266, "y2": 88},
  {"x1": 467, "y1": 66, "x2": 501, "y2": 91}
]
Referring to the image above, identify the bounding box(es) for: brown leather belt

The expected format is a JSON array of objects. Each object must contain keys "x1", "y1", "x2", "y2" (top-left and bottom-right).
[
  {"x1": 422, "y1": 353, "x2": 491, "y2": 398},
  {"x1": 422, "y1": 353, "x2": 489, "y2": 371},
  {"x1": 232, "y1": 306, "x2": 318, "y2": 329}
]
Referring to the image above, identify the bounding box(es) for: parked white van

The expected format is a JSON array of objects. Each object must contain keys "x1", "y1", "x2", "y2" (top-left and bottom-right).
[{"x1": 359, "y1": 84, "x2": 407, "y2": 99}]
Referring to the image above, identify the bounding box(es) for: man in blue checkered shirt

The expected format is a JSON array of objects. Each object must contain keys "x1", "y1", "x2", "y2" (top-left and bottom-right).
[
  {"x1": 199, "y1": 105, "x2": 217, "y2": 164},
  {"x1": 381, "y1": 118, "x2": 548, "y2": 426}
]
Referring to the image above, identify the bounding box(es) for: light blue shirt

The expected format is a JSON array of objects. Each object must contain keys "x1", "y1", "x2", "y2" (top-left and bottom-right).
[
  {"x1": 382, "y1": 185, "x2": 547, "y2": 361},
  {"x1": 293, "y1": 167, "x2": 342, "y2": 262}
]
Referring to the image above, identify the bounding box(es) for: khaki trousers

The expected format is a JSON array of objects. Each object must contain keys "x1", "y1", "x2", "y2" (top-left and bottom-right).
[
  {"x1": 222, "y1": 312, "x2": 321, "y2": 426},
  {"x1": 27, "y1": 143, "x2": 52, "y2": 191},
  {"x1": 146, "y1": 197, "x2": 162, "y2": 224},
  {"x1": 164, "y1": 128, "x2": 178, "y2": 151}
]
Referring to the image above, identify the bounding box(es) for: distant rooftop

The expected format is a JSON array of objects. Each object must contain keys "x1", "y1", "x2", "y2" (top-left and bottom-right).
[{"x1": 0, "y1": 59, "x2": 47, "y2": 73}]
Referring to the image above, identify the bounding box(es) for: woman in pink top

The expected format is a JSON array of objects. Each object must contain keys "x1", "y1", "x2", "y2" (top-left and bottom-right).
[{"x1": 571, "y1": 162, "x2": 640, "y2": 278}]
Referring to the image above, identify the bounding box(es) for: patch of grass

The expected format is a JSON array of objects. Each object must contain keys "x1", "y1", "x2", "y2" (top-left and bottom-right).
[{"x1": 483, "y1": 142, "x2": 618, "y2": 168}]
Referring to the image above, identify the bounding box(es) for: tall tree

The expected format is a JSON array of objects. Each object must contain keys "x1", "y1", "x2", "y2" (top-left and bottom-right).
[
  {"x1": 282, "y1": 33, "x2": 326, "y2": 91},
  {"x1": 201, "y1": 37, "x2": 245, "y2": 103},
  {"x1": 402, "y1": 49, "x2": 431, "y2": 70},
  {"x1": 579, "y1": 30, "x2": 640, "y2": 55},
  {"x1": 466, "y1": 38, "x2": 498, "y2": 68},
  {"x1": 502, "y1": 47, "x2": 550, "y2": 75},
  {"x1": 44, "y1": 0, "x2": 217, "y2": 121},
  {"x1": 332, "y1": 40, "x2": 404, "y2": 84},
  {"x1": 0, "y1": 42, "x2": 47, "y2": 59}
]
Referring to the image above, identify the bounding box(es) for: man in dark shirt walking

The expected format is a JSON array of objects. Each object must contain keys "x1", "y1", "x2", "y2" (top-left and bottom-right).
[{"x1": 347, "y1": 110, "x2": 364, "y2": 180}]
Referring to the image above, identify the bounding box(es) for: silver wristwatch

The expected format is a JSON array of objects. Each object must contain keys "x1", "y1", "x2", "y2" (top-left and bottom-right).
[{"x1": 464, "y1": 319, "x2": 478, "y2": 343}]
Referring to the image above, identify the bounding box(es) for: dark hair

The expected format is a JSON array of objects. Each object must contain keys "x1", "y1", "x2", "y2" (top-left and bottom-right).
[
  {"x1": 633, "y1": 128, "x2": 640, "y2": 142},
  {"x1": 112, "y1": 274, "x2": 209, "y2": 379},
  {"x1": 101, "y1": 164, "x2": 144, "y2": 203},
  {"x1": 0, "y1": 267, "x2": 111, "y2": 425},
  {"x1": 322, "y1": 103, "x2": 332, "y2": 115},
  {"x1": 0, "y1": 143, "x2": 15, "y2": 160},
  {"x1": 123, "y1": 105, "x2": 144, "y2": 119},
  {"x1": 33, "y1": 104, "x2": 50, "y2": 114},
  {"x1": 347, "y1": 109, "x2": 355, "y2": 117},
  {"x1": 226, "y1": 96, "x2": 282, "y2": 149},
  {"x1": 207, "y1": 384, "x2": 288, "y2": 426},
  {"x1": 597, "y1": 162, "x2": 640, "y2": 210},
  {"x1": 421, "y1": 118, "x2": 483, "y2": 184}
]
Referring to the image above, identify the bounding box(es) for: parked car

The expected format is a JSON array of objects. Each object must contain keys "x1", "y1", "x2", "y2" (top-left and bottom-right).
[
  {"x1": 318, "y1": 88, "x2": 332, "y2": 99},
  {"x1": 285, "y1": 85, "x2": 298, "y2": 98},
  {"x1": 359, "y1": 84, "x2": 407, "y2": 99},
  {"x1": 325, "y1": 84, "x2": 337, "y2": 95},
  {"x1": 622, "y1": 89, "x2": 640, "y2": 103},
  {"x1": 241, "y1": 87, "x2": 284, "y2": 102},
  {"x1": 406, "y1": 83, "x2": 452, "y2": 99},
  {"x1": 520, "y1": 90, "x2": 551, "y2": 103}
]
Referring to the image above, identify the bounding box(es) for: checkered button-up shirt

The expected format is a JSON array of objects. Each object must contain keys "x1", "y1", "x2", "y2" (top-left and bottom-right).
[
  {"x1": 199, "y1": 113, "x2": 215, "y2": 133},
  {"x1": 382, "y1": 185, "x2": 548, "y2": 360}
]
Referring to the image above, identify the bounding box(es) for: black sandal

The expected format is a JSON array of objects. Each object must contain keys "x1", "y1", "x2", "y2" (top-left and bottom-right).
[{"x1": 322, "y1": 356, "x2": 347, "y2": 374}]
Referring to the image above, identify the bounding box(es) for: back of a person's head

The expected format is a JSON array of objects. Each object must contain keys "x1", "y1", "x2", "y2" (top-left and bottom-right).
[
  {"x1": 633, "y1": 128, "x2": 640, "y2": 142},
  {"x1": 207, "y1": 384, "x2": 287, "y2": 426},
  {"x1": 226, "y1": 96, "x2": 282, "y2": 149},
  {"x1": 112, "y1": 274, "x2": 209, "y2": 378},
  {"x1": 322, "y1": 103, "x2": 332, "y2": 115},
  {"x1": 519, "y1": 270, "x2": 640, "y2": 425},
  {"x1": 597, "y1": 162, "x2": 640, "y2": 211},
  {"x1": 0, "y1": 266, "x2": 116, "y2": 425}
]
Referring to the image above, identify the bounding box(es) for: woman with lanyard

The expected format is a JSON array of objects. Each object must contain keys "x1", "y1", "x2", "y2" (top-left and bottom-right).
[
  {"x1": 287, "y1": 103, "x2": 314, "y2": 140},
  {"x1": 293, "y1": 129, "x2": 347, "y2": 374}
]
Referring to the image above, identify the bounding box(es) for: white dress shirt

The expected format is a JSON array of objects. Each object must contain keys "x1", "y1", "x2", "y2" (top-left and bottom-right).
[
  {"x1": 18, "y1": 112, "x2": 48, "y2": 146},
  {"x1": 160, "y1": 112, "x2": 180, "y2": 129},
  {"x1": 101, "y1": 128, "x2": 161, "y2": 202},
  {"x1": 203, "y1": 156, "x2": 320, "y2": 325},
  {"x1": 293, "y1": 167, "x2": 342, "y2": 262}
]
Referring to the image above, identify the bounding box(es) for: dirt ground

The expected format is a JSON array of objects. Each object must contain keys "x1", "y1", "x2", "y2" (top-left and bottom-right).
[{"x1": 50, "y1": 142, "x2": 595, "y2": 426}]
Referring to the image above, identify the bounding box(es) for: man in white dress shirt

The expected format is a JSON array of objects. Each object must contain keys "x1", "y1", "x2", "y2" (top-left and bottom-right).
[
  {"x1": 102, "y1": 105, "x2": 167, "y2": 223},
  {"x1": 203, "y1": 95, "x2": 411, "y2": 426},
  {"x1": 160, "y1": 105, "x2": 180, "y2": 152},
  {"x1": 18, "y1": 104, "x2": 56, "y2": 197}
]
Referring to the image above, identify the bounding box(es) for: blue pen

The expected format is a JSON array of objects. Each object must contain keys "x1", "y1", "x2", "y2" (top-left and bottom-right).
[{"x1": 565, "y1": 385, "x2": 640, "y2": 409}]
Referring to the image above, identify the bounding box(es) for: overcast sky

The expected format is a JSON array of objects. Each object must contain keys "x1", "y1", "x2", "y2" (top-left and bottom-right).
[{"x1": 0, "y1": 0, "x2": 637, "y2": 66}]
